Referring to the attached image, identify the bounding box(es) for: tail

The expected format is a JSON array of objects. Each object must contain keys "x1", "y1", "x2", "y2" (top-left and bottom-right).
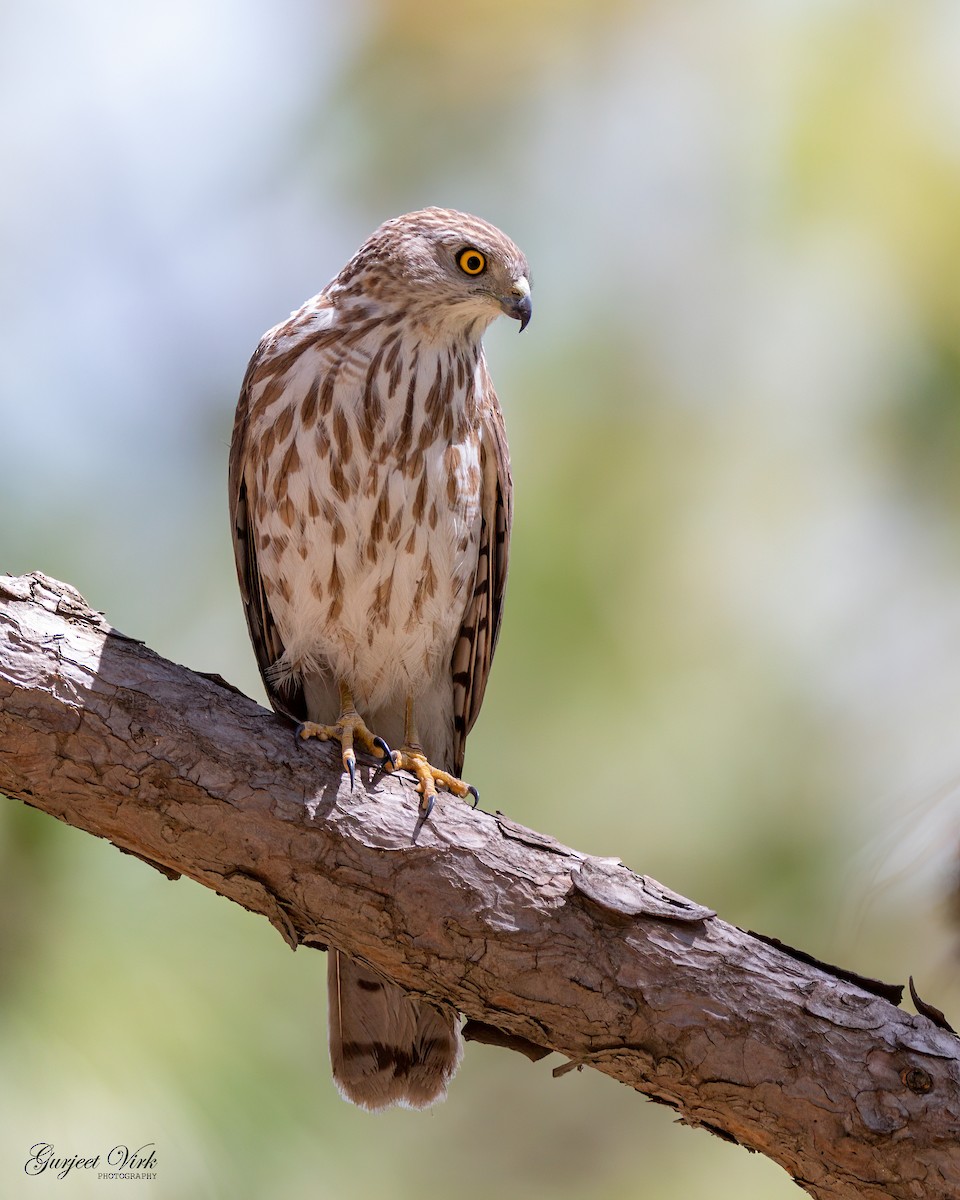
[
  {"x1": 305, "y1": 675, "x2": 463, "y2": 1109},
  {"x1": 327, "y1": 951, "x2": 462, "y2": 1110}
]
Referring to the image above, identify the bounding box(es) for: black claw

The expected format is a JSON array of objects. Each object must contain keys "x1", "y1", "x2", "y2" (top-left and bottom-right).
[
  {"x1": 293, "y1": 723, "x2": 307, "y2": 750},
  {"x1": 347, "y1": 756, "x2": 356, "y2": 792},
  {"x1": 419, "y1": 792, "x2": 435, "y2": 822},
  {"x1": 467, "y1": 785, "x2": 480, "y2": 809},
  {"x1": 372, "y1": 735, "x2": 394, "y2": 765}
]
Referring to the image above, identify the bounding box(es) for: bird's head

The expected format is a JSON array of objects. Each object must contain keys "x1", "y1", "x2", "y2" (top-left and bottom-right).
[{"x1": 333, "y1": 207, "x2": 532, "y2": 338}]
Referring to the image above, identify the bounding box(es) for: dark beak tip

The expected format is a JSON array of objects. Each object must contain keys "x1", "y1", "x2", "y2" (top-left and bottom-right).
[{"x1": 500, "y1": 290, "x2": 532, "y2": 331}]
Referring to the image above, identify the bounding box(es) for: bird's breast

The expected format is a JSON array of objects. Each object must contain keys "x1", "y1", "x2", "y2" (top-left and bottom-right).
[{"x1": 250, "y1": 337, "x2": 485, "y2": 710}]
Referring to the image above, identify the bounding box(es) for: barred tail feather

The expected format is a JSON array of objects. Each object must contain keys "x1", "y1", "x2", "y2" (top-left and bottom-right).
[{"x1": 327, "y1": 951, "x2": 462, "y2": 1111}]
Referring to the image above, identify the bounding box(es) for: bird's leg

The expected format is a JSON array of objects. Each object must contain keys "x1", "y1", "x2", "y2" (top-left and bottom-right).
[
  {"x1": 392, "y1": 697, "x2": 479, "y2": 819},
  {"x1": 295, "y1": 680, "x2": 394, "y2": 792}
]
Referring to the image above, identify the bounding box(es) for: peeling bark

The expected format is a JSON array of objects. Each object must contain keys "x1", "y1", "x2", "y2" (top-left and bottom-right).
[{"x1": 0, "y1": 571, "x2": 958, "y2": 1199}]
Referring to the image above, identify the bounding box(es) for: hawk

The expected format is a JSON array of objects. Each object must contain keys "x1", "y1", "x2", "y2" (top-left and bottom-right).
[{"x1": 229, "y1": 208, "x2": 531, "y2": 1110}]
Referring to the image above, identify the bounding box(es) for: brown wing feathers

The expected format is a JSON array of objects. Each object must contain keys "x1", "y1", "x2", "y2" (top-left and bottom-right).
[
  {"x1": 228, "y1": 359, "x2": 307, "y2": 723},
  {"x1": 450, "y1": 390, "x2": 513, "y2": 777}
]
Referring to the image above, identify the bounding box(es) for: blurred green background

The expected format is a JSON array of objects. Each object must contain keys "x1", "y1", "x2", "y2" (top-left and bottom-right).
[{"x1": 3, "y1": 2, "x2": 960, "y2": 1197}]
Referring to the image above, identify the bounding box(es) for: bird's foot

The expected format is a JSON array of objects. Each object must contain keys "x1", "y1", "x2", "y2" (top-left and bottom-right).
[
  {"x1": 391, "y1": 746, "x2": 479, "y2": 820},
  {"x1": 295, "y1": 713, "x2": 393, "y2": 792}
]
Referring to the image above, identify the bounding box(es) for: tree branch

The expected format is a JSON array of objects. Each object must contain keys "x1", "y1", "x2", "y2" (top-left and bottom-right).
[{"x1": 1, "y1": 571, "x2": 957, "y2": 1199}]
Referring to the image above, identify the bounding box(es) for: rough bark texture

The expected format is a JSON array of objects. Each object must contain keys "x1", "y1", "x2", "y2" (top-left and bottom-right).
[{"x1": 1, "y1": 571, "x2": 958, "y2": 1199}]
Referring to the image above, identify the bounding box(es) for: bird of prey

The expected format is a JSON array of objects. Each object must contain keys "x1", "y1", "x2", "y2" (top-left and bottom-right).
[{"x1": 229, "y1": 208, "x2": 531, "y2": 1110}]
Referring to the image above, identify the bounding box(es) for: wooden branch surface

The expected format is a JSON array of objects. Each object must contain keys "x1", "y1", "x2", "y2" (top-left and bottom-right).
[{"x1": 0, "y1": 571, "x2": 957, "y2": 1200}]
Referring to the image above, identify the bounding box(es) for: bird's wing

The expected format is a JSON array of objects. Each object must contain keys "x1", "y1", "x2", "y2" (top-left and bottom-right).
[
  {"x1": 450, "y1": 365, "x2": 513, "y2": 776},
  {"x1": 228, "y1": 335, "x2": 308, "y2": 723}
]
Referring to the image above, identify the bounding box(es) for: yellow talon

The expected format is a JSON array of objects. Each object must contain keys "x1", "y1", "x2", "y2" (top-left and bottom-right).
[
  {"x1": 392, "y1": 695, "x2": 480, "y2": 817},
  {"x1": 295, "y1": 686, "x2": 479, "y2": 815},
  {"x1": 296, "y1": 683, "x2": 392, "y2": 790}
]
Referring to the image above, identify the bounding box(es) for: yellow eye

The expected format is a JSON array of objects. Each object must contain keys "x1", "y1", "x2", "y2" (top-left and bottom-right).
[{"x1": 457, "y1": 247, "x2": 487, "y2": 276}]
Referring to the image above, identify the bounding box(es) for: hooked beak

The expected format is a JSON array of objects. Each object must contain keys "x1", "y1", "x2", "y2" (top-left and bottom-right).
[{"x1": 500, "y1": 276, "x2": 532, "y2": 332}]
